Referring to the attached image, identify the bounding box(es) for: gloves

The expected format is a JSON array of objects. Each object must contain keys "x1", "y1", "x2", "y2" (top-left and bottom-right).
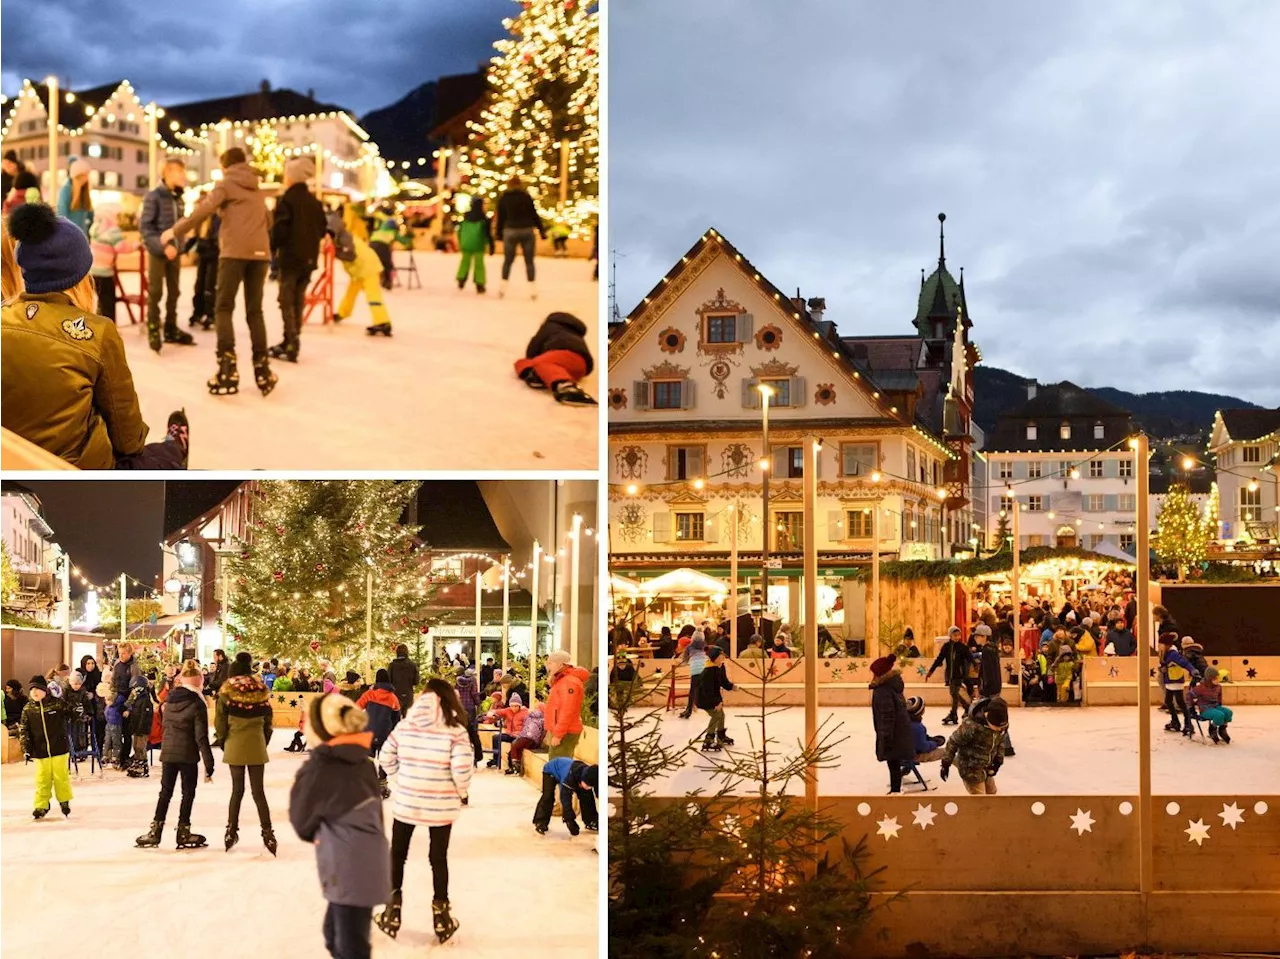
[{"x1": 939, "y1": 759, "x2": 951, "y2": 781}]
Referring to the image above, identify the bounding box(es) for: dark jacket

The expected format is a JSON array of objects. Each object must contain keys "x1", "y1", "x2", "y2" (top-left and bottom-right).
[
  {"x1": 209, "y1": 658, "x2": 230, "y2": 695},
  {"x1": 388, "y1": 654, "x2": 420, "y2": 704},
  {"x1": 525, "y1": 312, "x2": 594, "y2": 372},
  {"x1": 4, "y1": 690, "x2": 28, "y2": 727},
  {"x1": 215, "y1": 675, "x2": 274, "y2": 765},
  {"x1": 943, "y1": 703, "x2": 1005, "y2": 777},
  {"x1": 19, "y1": 697, "x2": 70, "y2": 759},
  {"x1": 870, "y1": 670, "x2": 915, "y2": 764},
  {"x1": 139, "y1": 184, "x2": 184, "y2": 256},
  {"x1": 928, "y1": 639, "x2": 971, "y2": 687},
  {"x1": 1182, "y1": 643, "x2": 1209, "y2": 678},
  {"x1": 159, "y1": 685, "x2": 215, "y2": 773},
  {"x1": 976, "y1": 644, "x2": 1002, "y2": 698},
  {"x1": 125, "y1": 679, "x2": 154, "y2": 737},
  {"x1": 355, "y1": 683, "x2": 401, "y2": 749},
  {"x1": 455, "y1": 675, "x2": 481, "y2": 713},
  {"x1": 610, "y1": 662, "x2": 637, "y2": 683},
  {"x1": 1106, "y1": 627, "x2": 1136, "y2": 656},
  {"x1": 79, "y1": 657, "x2": 103, "y2": 695},
  {"x1": 695, "y1": 662, "x2": 734, "y2": 710},
  {"x1": 479, "y1": 663, "x2": 496, "y2": 689},
  {"x1": 289, "y1": 732, "x2": 392, "y2": 907},
  {"x1": 496, "y1": 188, "x2": 545, "y2": 236},
  {"x1": 112, "y1": 657, "x2": 135, "y2": 695},
  {"x1": 271, "y1": 183, "x2": 327, "y2": 272}
]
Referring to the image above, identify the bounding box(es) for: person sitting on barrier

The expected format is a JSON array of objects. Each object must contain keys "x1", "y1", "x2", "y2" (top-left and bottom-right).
[
  {"x1": 505, "y1": 702, "x2": 544, "y2": 777},
  {"x1": 906, "y1": 697, "x2": 946, "y2": 763},
  {"x1": 1188, "y1": 667, "x2": 1232, "y2": 745},
  {"x1": 940, "y1": 697, "x2": 1008, "y2": 795},
  {"x1": 1, "y1": 203, "x2": 190, "y2": 469},
  {"x1": 485, "y1": 691, "x2": 528, "y2": 770}
]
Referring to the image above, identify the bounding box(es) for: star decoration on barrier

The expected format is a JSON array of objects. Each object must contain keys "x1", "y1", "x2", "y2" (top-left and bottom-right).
[
  {"x1": 1218, "y1": 803, "x2": 1245, "y2": 830},
  {"x1": 1185, "y1": 818, "x2": 1211, "y2": 846},
  {"x1": 1149, "y1": 667, "x2": 1157, "y2": 678},
  {"x1": 916, "y1": 665, "x2": 928, "y2": 677},
  {"x1": 289, "y1": 698, "x2": 298, "y2": 707},
  {"x1": 876, "y1": 815, "x2": 902, "y2": 840},
  {"x1": 1069, "y1": 808, "x2": 1095, "y2": 835},
  {"x1": 1108, "y1": 665, "x2": 1120, "y2": 677},
  {"x1": 911, "y1": 804, "x2": 937, "y2": 830},
  {"x1": 1246, "y1": 667, "x2": 1257, "y2": 678}
]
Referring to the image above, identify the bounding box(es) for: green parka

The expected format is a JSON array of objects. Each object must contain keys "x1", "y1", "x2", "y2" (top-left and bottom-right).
[{"x1": 214, "y1": 675, "x2": 273, "y2": 766}]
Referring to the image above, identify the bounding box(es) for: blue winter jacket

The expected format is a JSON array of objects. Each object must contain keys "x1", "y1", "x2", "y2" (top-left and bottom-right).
[
  {"x1": 139, "y1": 184, "x2": 184, "y2": 256},
  {"x1": 106, "y1": 691, "x2": 127, "y2": 726},
  {"x1": 911, "y1": 719, "x2": 935, "y2": 755}
]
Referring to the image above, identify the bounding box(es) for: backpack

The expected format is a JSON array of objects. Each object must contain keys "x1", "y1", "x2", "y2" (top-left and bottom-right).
[{"x1": 326, "y1": 211, "x2": 357, "y2": 262}]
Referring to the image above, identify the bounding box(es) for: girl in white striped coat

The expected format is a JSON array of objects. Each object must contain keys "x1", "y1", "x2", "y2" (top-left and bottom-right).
[{"x1": 375, "y1": 678, "x2": 472, "y2": 944}]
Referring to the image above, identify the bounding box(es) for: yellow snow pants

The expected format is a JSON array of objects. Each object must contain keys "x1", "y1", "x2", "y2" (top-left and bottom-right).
[
  {"x1": 337, "y1": 270, "x2": 390, "y2": 328},
  {"x1": 34, "y1": 755, "x2": 73, "y2": 809}
]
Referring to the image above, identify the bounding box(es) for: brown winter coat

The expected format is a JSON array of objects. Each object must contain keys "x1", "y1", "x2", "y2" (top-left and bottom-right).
[
  {"x1": 171, "y1": 163, "x2": 271, "y2": 261},
  {"x1": 1, "y1": 292, "x2": 149, "y2": 468}
]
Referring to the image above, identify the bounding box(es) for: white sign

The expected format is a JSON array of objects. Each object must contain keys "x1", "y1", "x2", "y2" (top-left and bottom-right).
[
  {"x1": 764, "y1": 558, "x2": 784, "y2": 570},
  {"x1": 430, "y1": 625, "x2": 506, "y2": 638}
]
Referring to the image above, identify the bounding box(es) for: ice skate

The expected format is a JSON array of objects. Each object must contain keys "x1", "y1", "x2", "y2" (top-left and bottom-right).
[
  {"x1": 565, "y1": 818, "x2": 581, "y2": 836},
  {"x1": 60, "y1": 801, "x2": 71, "y2": 817},
  {"x1": 374, "y1": 890, "x2": 402, "y2": 939},
  {"x1": 534, "y1": 822, "x2": 549, "y2": 835},
  {"x1": 432, "y1": 900, "x2": 459, "y2": 943},
  {"x1": 941, "y1": 713, "x2": 958, "y2": 726},
  {"x1": 700, "y1": 738, "x2": 721, "y2": 752},
  {"x1": 163, "y1": 326, "x2": 196, "y2": 346},
  {"x1": 1219, "y1": 725, "x2": 1231, "y2": 744},
  {"x1": 146, "y1": 323, "x2": 162, "y2": 353},
  {"x1": 253, "y1": 355, "x2": 278, "y2": 396},
  {"x1": 267, "y1": 341, "x2": 298, "y2": 363},
  {"x1": 1164, "y1": 721, "x2": 1182, "y2": 733},
  {"x1": 136, "y1": 819, "x2": 164, "y2": 847},
  {"x1": 176, "y1": 823, "x2": 207, "y2": 849},
  {"x1": 225, "y1": 824, "x2": 239, "y2": 851},
  {"x1": 33, "y1": 807, "x2": 49, "y2": 820},
  {"x1": 261, "y1": 826, "x2": 278, "y2": 856},
  {"x1": 457, "y1": 277, "x2": 466, "y2": 290},
  {"x1": 552, "y1": 382, "x2": 598, "y2": 406},
  {"x1": 486, "y1": 758, "x2": 500, "y2": 769},
  {"x1": 584, "y1": 820, "x2": 599, "y2": 832},
  {"x1": 208, "y1": 351, "x2": 239, "y2": 395},
  {"x1": 127, "y1": 761, "x2": 149, "y2": 778},
  {"x1": 188, "y1": 313, "x2": 203, "y2": 328},
  {"x1": 476, "y1": 283, "x2": 486, "y2": 294},
  {"x1": 366, "y1": 322, "x2": 392, "y2": 337},
  {"x1": 717, "y1": 732, "x2": 735, "y2": 746},
  {"x1": 1209, "y1": 725, "x2": 1220, "y2": 744},
  {"x1": 380, "y1": 781, "x2": 391, "y2": 799}
]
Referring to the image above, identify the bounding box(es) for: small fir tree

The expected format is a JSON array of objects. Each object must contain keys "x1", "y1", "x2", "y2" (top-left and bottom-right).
[
  {"x1": 1, "y1": 542, "x2": 18, "y2": 608},
  {"x1": 1154, "y1": 482, "x2": 1212, "y2": 581}
]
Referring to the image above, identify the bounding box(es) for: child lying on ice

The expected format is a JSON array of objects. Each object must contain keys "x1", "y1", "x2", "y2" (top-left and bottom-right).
[{"x1": 514, "y1": 312, "x2": 597, "y2": 405}]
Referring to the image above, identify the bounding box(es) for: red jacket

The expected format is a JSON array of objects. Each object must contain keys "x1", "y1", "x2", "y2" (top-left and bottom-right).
[
  {"x1": 492, "y1": 704, "x2": 528, "y2": 736},
  {"x1": 149, "y1": 686, "x2": 168, "y2": 745},
  {"x1": 545, "y1": 665, "x2": 589, "y2": 739}
]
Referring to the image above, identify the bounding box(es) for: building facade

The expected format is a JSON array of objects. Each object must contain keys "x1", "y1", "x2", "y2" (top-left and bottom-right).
[
  {"x1": 979, "y1": 381, "x2": 1142, "y2": 553},
  {"x1": 608, "y1": 224, "x2": 980, "y2": 637},
  {"x1": 1, "y1": 484, "x2": 65, "y2": 624},
  {"x1": 1207, "y1": 409, "x2": 1280, "y2": 543}
]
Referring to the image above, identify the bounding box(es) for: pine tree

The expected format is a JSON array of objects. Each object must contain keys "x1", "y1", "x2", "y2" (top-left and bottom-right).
[
  {"x1": 992, "y1": 510, "x2": 1013, "y2": 554},
  {"x1": 1154, "y1": 482, "x2": 1211, "y2": 581},
  {"x1": 457, "y1": 0, "x2": 599, "y2": 234},
  {"x1": 248, "y1": 123, "x2": 284, "y2": 183},
  {"x1": 0, "y1": 542, "x2": 17, "y2": 608},
  {"x1": 223, "y1": 481, "x2": 432, "y2": 676}
]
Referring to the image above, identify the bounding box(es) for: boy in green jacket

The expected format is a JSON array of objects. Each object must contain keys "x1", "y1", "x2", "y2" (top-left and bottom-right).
[
  {"x1": 456, "y1": 199, "x2": 495, "y2": 294},
  {"x1": 20, "y1": 676, "x2": 73, "y2": 818}
]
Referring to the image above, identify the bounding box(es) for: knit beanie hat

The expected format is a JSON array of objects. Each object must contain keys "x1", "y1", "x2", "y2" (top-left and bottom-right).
[
  {"x1": 230, "y1": 651, "x2": 253, "y2": 677},
  {"x1": 306, "y1": 693, "x2": 368, "y2": 747},
  {"x1": 707, "y1": 647, "x2": 723, "y2": 662},
  {"x1": 509, "y1": 692, "x2": 523, "y2": 708},
  {"x1": 345, "y1": 670, "x2": 360, "y2": 685},
  {"x1": 547, "y1": 650, "x2": 571, "y2": 675},
  {"x1": 285, "y1": 157, "x2": 314, "y2": 182},
  {"x1": 9, "y1": 204, "x2": 95, "y2": 294},
  {"x1": 985, "y1": 699, "x2": 1009, "y2": 727},
  {"x1": 906, "y1": 696, "x2": 925, "y2": 721},
  {"x1": 974, "y1": 624, "x2": 992, "y2": 637},
  {"x1": 70, "y1": 671, "x2": 84, "y2": 686},
  {"x1": 870, "y1": 655, "x2": 895, "y2": 678},
  {"x1": 28, "y1": 675, "x2": 48, "y2": 693},
  {"x1": 1180, "y1": 637, "x2": 1197, "y2": 649},
  {"x1": 690, "y1": 636, "x2": 706, "y2": 651}
]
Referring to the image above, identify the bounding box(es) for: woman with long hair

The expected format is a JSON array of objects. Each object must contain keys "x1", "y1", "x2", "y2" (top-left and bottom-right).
[
  {"x1": 55, "y1": 158, "x2": 94, "y2": 236},
  {"x1": 375, "y1": 678, "x2": 472, "y2": 944},
  {"x1": 215, "y1": 651, "x2": 277, "y2": 855}
]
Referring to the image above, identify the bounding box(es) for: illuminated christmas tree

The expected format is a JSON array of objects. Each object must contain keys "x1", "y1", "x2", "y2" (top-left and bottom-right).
[
  {"x1": 224, "y1": 481, "x2": 433, "y2": 676},
  {"x1": 458, "y1": 0, "x2": 599, "y2": 234},
  {"x1": 1153, "y1": 483, "x2": 1212, "y2": 581},
  {"x1": 248, "y1": 123, "x2": 284, "y2": 182}
]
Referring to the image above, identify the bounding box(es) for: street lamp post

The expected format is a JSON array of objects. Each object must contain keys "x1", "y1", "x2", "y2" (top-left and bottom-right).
[
  {"x1": 147, "y1": 102, "x2": 159, "y2": 190},
  {"x1": 46, "y1": 76, "x2": 59, "y2": 202},
  {"x1": 869, "y1": 471, "x2": 883, "y2": 655},
  {"x1": 759, "y1": 384, "x2": 774, "y2": 634},
  {"x1": 529, "y1": 540, "x2": 541, "y2": 707},
  {"x1": 803, "y1": 435, "x2": 819, "y2": 814}
]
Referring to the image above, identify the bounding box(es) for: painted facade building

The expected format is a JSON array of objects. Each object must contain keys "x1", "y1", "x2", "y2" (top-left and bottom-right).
[
  {"x1": 1207, "y1": 409, "x2": 1280, "y2": 544},
  {"x1": 607, "y1": 222, "x2": 980, "y2": 636}
]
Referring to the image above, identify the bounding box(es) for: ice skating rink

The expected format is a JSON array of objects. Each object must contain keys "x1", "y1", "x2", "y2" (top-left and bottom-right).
[
  {"x1": 644, "y1": 704, "x2": 1280, "y2": 796},
  {"x1": 115, "y1": 254, "x2": 598, "y2": 469},
  {"x1": 0, "y1": 742, "x2": 598, "y2": 957}
]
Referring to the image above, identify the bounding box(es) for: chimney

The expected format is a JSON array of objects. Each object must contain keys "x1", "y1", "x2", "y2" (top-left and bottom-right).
[
  {"x1": 1026, "y1": 379, "x2": 1038, "y2": 400},
  {"x1": 807, "y1": 296, "x2": 826, "y2": 322},
  {"x1": 790, "y1": 296, "x2": 805, "y2": 313},
  {"x1": 306, "y1": 87, "x2": 315, "y2": 101},
  {"x1": 259, "y1": 78, "x2": 271, "y2": 95}
]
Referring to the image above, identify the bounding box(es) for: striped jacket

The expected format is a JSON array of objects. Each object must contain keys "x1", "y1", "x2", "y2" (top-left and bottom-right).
[{"x1": 381, "y1": 691, "x2": 473, "y2": 827}]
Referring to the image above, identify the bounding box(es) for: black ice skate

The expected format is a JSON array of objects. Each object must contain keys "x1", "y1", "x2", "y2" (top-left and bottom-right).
[
  {"x1": 717, "y1": 732, "x2": 735, "y2": 746},
  {"x1": 225, "y1": 824, "x2": 239, "y2": 851},
  {"x1": 267, "y1": 341, "x2": 298, "y2": 363},
  {"x1": 375, "y1": 890, "x2": 402, "y2": 939},
  {"x1": 60, "y1": 801, "x2": 71, "y2": 817},
  {"x1": 457, "y1": 277, "x2": 466, "y2": 290},
  {"x1": 552, "y1": 382, "x2": 599, "y2": 406},
  {"x1": 1164, "y1": 721, "x2": 1182, "y2": 733},
  {"x1": 701, "y1": 739, "x2": 721, "y2": 752},
  {"x1": 136, "y1": 819, "x2": 164, "y2": 847},
  {"x1": 188, "y1": 313, "x2": 203, "y2": 328},
  {"x1": 519, "y1": 367, "x2": 549, "y2": 390},
  {"x1": 127, "y1": 761, "x2": 149, "y2": 778},
  {"x1": 486, "y1": 758, "x2": 501, "y2": 769},
  {"x1": 584, "y1": 821, "x2": 599, "y2": 832},
  {"x1": 253, "y1": 355, "x2": 278, "y2": 396},
  {"x1": 1209, "y1": 725, "x2": 1220, "y2": 744},
  {"x1": 432, "y1": 900, "x2": 459, "y2": 943},
  {"x1": 208, "y1": 351, "x2": 239, "y2": 395},
  {"x1": 261, "y1": 826, "x2": 278, "y2": 856},
  {"x1": 147, "y1": 323, "x2": 163, "y2": 353},
  {"x1": 32, "y1": 807, "x2": 48, "y2": 820},
  {"x1": 1219, "y1": 725, "x2": 1231, "y2": 744},
  {"x1": 176, "y1": 823, "x2": 207, "y2": 849},
  {"x1": 164, "y1": 326, "x2": 196, "y2": 346},
  {"x1": 366, "y1": 322, "x2": 392, "y2": 337},
  {"x1": 534, "y1": 823, "x2": 549, "y2": 835},
  {"x1": 476, "y1": 284, "x2": 486, "y2": 294},
  {"x1": 941, "y1": 713, "x2": 958, "y2": 726},
  {"x1": 565, "y1": 818, "x2": 581, "y2": 836}
]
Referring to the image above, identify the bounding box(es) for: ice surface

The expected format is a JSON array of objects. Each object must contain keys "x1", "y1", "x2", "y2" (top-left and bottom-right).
[
  {"x1": 0, "y1": 741, "x2": 598, "y2": 957},
  {"x1": 642, "y1": 704, "x2": 1280, "y2": 796},
  {"x1": 114, "y1": 255, "x2": 599, "y2": 469}
]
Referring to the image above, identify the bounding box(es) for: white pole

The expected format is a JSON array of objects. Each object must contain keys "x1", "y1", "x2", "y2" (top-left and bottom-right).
[
  {"x1": 729, "y1": 504, "x2": 739, "y2": 656},
  {"x1": 474, "y1": 562, "x2": 483, "y2": 666},
  {"x1": 120, "y1": 573, "x2": 127, "y2": 647},
  {"x1": 1012, "y1": 494, "x2": 1021, "y2": 617},
  {"x1": 148, "y1": 102, "x2": 158, "y2": 190},
  {"x1": 314, "y1": 143, "x2": 324, "y2": 199},
  {"x1": 803, "y1": 436, "x2": 819, "y2": 814},
  {"x1": 502, "y1": 555, "x2": 511, "y2": 673},
  {"x1": 870, "y1": 492, "x2": 881, "y2": 655},
  {"x1": 569, "y1": 514, "x2": 582, "y2": 664},
  {"x1": 46, "y1": 76, "x2": 59, "y2": 202},
  {"x1": 60, "y1": 558, "x2": 71, "y2": 665},
  {"x1": 530, "y1": 541, "x2": 541, "y2": 706},
  {"x1": 1135, "y1": 435, "x2": 1153, "y2": 925},
  {"x1": 366, "y1": 570, "x2": 373, "y2": 678}
]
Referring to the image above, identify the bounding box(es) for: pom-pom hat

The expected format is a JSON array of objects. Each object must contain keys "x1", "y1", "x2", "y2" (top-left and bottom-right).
[{"x1": 9, "y1": 203, "x2": 94, "y2": 294}]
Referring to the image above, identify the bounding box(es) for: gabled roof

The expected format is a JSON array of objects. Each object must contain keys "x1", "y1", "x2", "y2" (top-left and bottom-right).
[
  {"x1": 15, "y1": 80, "x2": 133, "y2": 132},
  {"x1": 913, "y1": 213, "x2": 970, "y2": 338},
  {"x1": 163, "y1": 88, "x2": 348, "y2": 131},
  {"x1": 610, "y1": 228, "x2": 951, "y2": 452},
  {"x1": 1218, "y1": 408, "x2": 1280, "y2": 442}
]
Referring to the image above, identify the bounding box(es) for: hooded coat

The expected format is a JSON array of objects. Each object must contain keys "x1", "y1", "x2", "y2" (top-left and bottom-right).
[
  {"x1": 355, "y1": 682, "x2": 401, "y2": 749},
  {"x1": 545, "y1": 664, "x2": 589, "y2": 739},
  {"x1": 928, "y1": 638, "x2": 971, "y2": 687},
  {"x1": 492, "y1": 695, "x2": 529, "y2": 735},
  {"x1": 270, "y1": 182, "x2": 326, "y2": 272},
  {"x1": 79, "y1": 657, "x2": 103, "y2": 696},
  {"x1": 943, "y1": 708, "x2": 1006, "y2": 777},
  {"x1": 381, "y1": 691, "x2": 473, "y2": 827},
  {"x1": 870, "y1": 669, "x2": 915, "y2": 764},
  {"x1": 387, "y1": 652, "x2": 420, "y2": 709},
  {"x1": 215, "y1": 674, "x2": 273, "y2": 766},
  {"x1": 524, "y1": 313, "x2": 594, "y2": 372},
  {"x1": 517, "y1": 708, "x2": 545, "y2": 746},
  {"x1": 159, "y1": 684, "x2": 215, "y2": 772},
  {"x1": 19, "y1": 695, "x2": 70, "y2": 759},
  {"x1": 124, "y1": 677, "x2": 154, "y2": 737},
  {"x1": 171, "y1": 163, "x2": 271, "y2": 260}
]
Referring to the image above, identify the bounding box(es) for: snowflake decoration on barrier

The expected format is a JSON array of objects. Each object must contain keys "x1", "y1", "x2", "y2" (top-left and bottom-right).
[
  {"x1": 916, "y1": 664, "x2": 928, "y2": 677},
  {"x1": 288, "y1": 698, "x2": 298, "y2": 707},
  {"x1": 1247, "y1": 667, "x2": 1257, "y2": 679},
  {"x1": 1108, "y1": 665, "x2": 1120, "y2": 677}
]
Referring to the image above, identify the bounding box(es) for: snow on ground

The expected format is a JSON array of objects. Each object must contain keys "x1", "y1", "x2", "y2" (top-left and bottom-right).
[
  {"x1": 643, "y1": 705, "x2": 1280, "y2": 796},
  {"x1": 0, "y1": 741, "x2": 597, "y2": 957},
  {"x1": 116, "y1": 254, "x2": 599, "y2": 469}
]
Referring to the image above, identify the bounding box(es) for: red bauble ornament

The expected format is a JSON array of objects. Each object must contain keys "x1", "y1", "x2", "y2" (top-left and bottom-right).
[
  {"x1": 240, "y1": 550, "x2": 250, "y2": 560},
  {"x1": 237, "y1": 577, "x2": 246, "y2": 586},
  {"x1": 399, "y1": 618, "x2": 409, "y2": 627},
  {"x1": 386, "y1": 546, "x2": 395, "y2": 554},
  {"x1": 256, "y1": 519, "x2": 265, "y2": 528},
  {"x1": 419, "y1": 625, "x2": 429, "y2": 634},
  {"x1": 314, "y1": 563, "x2": 325, "y2": 572},
  {"x1": 309, "y1": 640, "x2": 321, "y2": 653},
  {"x1": 275, "y1": 525, "x2": 285, "y2": 535},
  {"x1": 273, "y1": 570, "x2": 285, "y2": 582},
  {"x1": 356, "y1": 523, "x2": 365, "y2": 532}
]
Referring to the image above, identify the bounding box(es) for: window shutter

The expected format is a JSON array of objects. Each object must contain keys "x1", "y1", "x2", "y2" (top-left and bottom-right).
[
  {"x1": 790, "y1": 375, "x2": 807, "y2": 408},
  {"x1": 991, "y1": 495, "x2": 1003, "y2": 514},
  {"x1": 737, "y1": 313, "x2": 754, "y2": 342},
  {"x1": 827, "y1": 511, "x2": 844, "y2": 542},
  {"x1": 687, "y1": 446, "x2": 704, "y2": 478},
  {"x1": 633, "y1": 380, "x2": 650, "y2": 410},
  {"x1": 742, "y1": 378, "x2": 761, "y2": 409},
  {"x1": 1104, "y1": 494, "x2": 1119, "y2": 512},
  {"x1": 652, "y1": 512, "x2": 671, "y2": 544},
  {"x1": 1012, "y1": 460, "x2": 1028, "y2": 480},
  {"x1": 814, "y1": 448, "x2": 822, "y2": 478},
  {"x1": 842, "y1": 446, "x2": 855, "y2": 476},
  {"x1": 680, "y1": 378, "x2": 696, "y2": 410},
  {"x1": 1103, "y1": 458, "x2": 1119, "y2": 478},
  {"x1": 771, "y1": 446, "x2": 786, "y2": 480}
]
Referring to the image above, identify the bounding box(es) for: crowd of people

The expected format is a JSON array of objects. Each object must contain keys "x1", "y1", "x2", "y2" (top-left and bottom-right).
[
  {"x1": 4, "y1": 640, "x2": 597, "y2": 957},
  {"x1": 2, "y1": 155, "x2": 599, "y2": 467}
]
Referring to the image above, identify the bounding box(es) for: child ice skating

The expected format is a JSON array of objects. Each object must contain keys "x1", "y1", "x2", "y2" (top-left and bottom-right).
[
  {"x1": 137, "y1": 661, "x2": 216, "y2": 849},
  {"x1": 505, "y1": 703, "x2": 545, "y2": 777},
  {"x1": 87, "y1": 203, "x2": 135, "y2": 323},
  {"x1": 533, "y1": 757, "x2": 598, "y2": 836},
  {"x1": 19, "y1": 676, "x2": 73, "y2": 818},
  {"x1": 289, "y1": 693, "x2": 391, "y2": 959},
  {"x1": 514, "y1": 311, "x2": 597, "y2": 405},
  {"x1": 376, "y1": 678, "x2": 472, "y2": 943},
  {"x1": 940, "y1": 697, "x2": 1009, "y2": 795},
  {"x1": 696, "y1": 647, "x2": 735, "y2": 752},
  {"x1": 101, "y1": 680, "x2": 123, "y2": 767},
  {"x1": 456, "y1": 198, "x2": 495, "y2": 293},
  {"x1": 356, "y1": 668, "x2": 401, "y2": 797},
  {"x1": 124, "y1": 674, "x2": 155, "y2": 778},
  {"x1": 327, "y1": 210, "x2": 393, "y2": 336},
  {"x1": 1158, "y1": 633, "x2": 1198, "y2": 736},
  {"x1": 1189, "y1": 666, "x2": 1233, "y2": 744}
]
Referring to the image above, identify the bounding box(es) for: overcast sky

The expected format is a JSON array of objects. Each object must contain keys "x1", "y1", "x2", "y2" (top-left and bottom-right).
[
  {"x1": 610, "y1": 1, "x2": 1280, "y2": 407},
  {"x1": 0, "y1": 0, "x2": 510, "y2": 115}
]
